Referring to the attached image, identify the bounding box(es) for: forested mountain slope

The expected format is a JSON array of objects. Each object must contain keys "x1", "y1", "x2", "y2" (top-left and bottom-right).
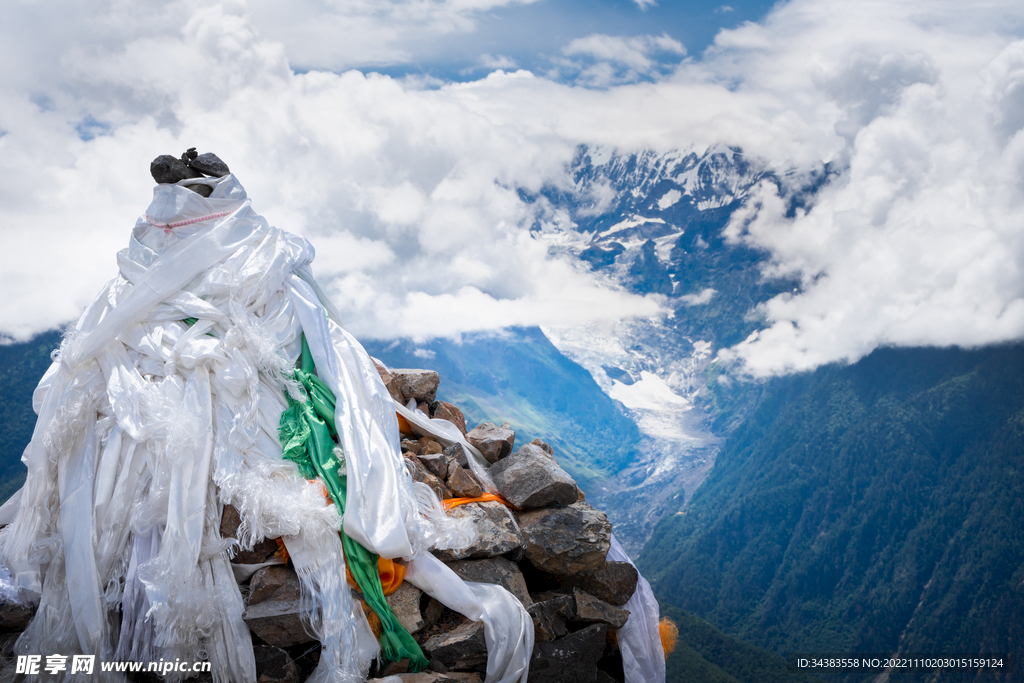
[{"x1": 641, "y1": 344, "x2": 1024, "y2": 682}]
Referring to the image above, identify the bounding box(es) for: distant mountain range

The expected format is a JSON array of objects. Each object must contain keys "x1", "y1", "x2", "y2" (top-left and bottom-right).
[{"x1": 0, "y1": 145, "x2": 1019, "y2": 681}]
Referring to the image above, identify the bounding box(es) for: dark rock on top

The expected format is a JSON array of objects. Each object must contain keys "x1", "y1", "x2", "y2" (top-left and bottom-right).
[
  {"x1": 516, "y1": 502, "x2": 611, "y2": 577},
  {"x1": 151, "y1": 155, "x2": 203, "y2": 184},
  {"x1": 466, "y1": 422, "x2": 515, "y2": 463},
  {"x1": 190, "y1": 152, "x2": 230, "y2": 177},
  {"x1": 489, "y1": 443, "x2": 578, "y2": 508}
]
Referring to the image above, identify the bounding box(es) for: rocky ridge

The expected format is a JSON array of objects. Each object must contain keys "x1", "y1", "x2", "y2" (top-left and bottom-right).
[{"x1": 0, "y1": 364, "x2": 644, "y2": 683}]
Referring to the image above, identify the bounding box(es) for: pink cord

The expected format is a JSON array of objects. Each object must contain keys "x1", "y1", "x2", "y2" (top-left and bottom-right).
[{"x1": 145, "y1": 210, "x2": 233, "y2": 233}]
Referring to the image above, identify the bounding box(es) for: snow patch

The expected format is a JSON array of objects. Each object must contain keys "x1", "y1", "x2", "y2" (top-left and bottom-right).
[
  {"x1": 657, "y1": 189, "x2": 681, "y2": 209},
  {"x1": 679, "y1": 288, "x2": 716, "y2": 306},
  {"x1": 608, "y1": 370, "x2": 690, "y2": 412}
]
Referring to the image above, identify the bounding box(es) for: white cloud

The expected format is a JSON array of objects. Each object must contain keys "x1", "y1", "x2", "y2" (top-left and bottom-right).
[
  {"x1": 1, "y1": 0, "x2": 1023, "y2": 380},
  {"x1": 478, "y1": 54, "x2": 518, "y2": 71},
  {"x1": 633, "y1": 0, "x2": 658, "y2": 10},
  {"x1": 559, "y1": 33, "x2": 686, "y2": 85}
]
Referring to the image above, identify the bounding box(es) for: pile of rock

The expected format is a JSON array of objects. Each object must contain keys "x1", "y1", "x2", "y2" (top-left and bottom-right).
[{"x1": 0, "y1": 366, "x2": 642, "y2": 683}]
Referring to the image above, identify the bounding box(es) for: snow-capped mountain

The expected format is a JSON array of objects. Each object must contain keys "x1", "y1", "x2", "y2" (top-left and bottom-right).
[{"x1": 524, "y1": 145, "x2": 797, "y2": 553}]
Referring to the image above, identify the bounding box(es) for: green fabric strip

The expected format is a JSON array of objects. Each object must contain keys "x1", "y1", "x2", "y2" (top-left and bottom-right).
[{"x1": 278, "y1": 335, "x2": 427, "y2": 671}]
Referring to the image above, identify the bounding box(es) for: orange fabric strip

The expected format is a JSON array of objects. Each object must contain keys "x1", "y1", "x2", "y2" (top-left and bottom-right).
[
  {"x1": 347, "y1": 557, "x2": 406, "y2": 596},
  {"x1": 442, "y1": 492, "x2": 518, "y2": 512}
]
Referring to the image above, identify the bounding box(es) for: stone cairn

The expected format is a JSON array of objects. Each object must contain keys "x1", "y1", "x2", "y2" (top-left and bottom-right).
[{"x1": 0, "y1": 364, "x2": 642, "y2": 683}]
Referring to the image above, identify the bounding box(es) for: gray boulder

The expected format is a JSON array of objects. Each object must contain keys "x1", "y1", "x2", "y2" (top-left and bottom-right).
[
  {"x1": 466, "y1": 422, "x2": 515, "y2": 463},
  {"x1": 570, "y1": 588, "x2": 630, "y2": 629},
  {"x1": 242, "y1": 598, "x2": 313, "y2": 648},
  {"x1": 575, "y1": 560, "x2": 639, "y2": 607},
  {"x1": 391, "y1": 369, "x2": 440, "y2": 402},
  {"x1": 490, "y1": 444, "x2": 578, "y2": 509},
  {"x1": 445, "y1": 557, "x2": 532, "y2": 608},
  {"x1": 436, "y1": 502, "x2": 525, "y2": 560},
  {"x1": 516, "y1": 502, "x2": 611, "y2": 577}
]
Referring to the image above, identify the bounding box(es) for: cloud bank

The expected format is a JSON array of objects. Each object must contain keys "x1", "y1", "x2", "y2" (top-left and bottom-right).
[{"x1": 0, "y1": 0, "x2": 1022, "y2": 377}]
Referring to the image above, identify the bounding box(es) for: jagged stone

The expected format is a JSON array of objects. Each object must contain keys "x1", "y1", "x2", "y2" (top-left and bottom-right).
[
  {"x1": 391, "y1": 369, "x2": 440, "y2": 402},
  {"x1": 243, "y1": 599, "x2": 313, "y2": 648},
  {"x1": 571, "y1": 588, "x2": 629, "y2": 629},
  {"x1": 409, "y1": 457, "x2": 452, "y2": 499},
  {"x1": 418, "y1": 451, "x2": 451, "y2": 479},
  {"x1": 253, "y1": 644, "x2": 299, "y2": 683},
  {"x1": 527, "y1": 595, "x2": 573, "y2": 642},
  {"x1": 445, "y1": 460, "x2": 483, "y2": 498},
  {"x1": 433, "y1": 402, "x2": 467, "y2": 435},
  {"x1": 528, "y1": 438, "x2": 554, "y2": 455},
  {"x1": 418, "y1": 437, "x2": 443, "y2": 455},
  {"x1": 490, "y1": 444, "x2": 578, "y2": 509},
  {"x1": 222, "y1": 505, "x2": 279, "y2": 564},
  {"x1": 445, "y1": 557, "x2": 532, "y2": 608},
  {"x1": 574, "y1": 561, "x2": 639, "y2": 607},
  {"x1": 189, "y1": 152, "x2": 230, "y2": 177},
  {"x1": 422, "y1": 619, "x2": 487, "y2": 672},
  {"x1": 517, "y1": 503, "x2": 611, "y2": 577},
  {"x1": 443, "y1": 442, "x2": 469, "y2": 468},
  {"x1": 466, "y1": 422, "x2": 515, "y2": 463},
  {"x1": 373, "y1": 359, "x2": 405, "y2": 402},
  {"x1": 385, "y1": 582, "x2": 424, "y2": 634},
  {"x1": 529, "y1": 624, "x2": 608, "y2": 683},
  {"x1": 436, "y1": 502, "x2": 525, "y2": 560},
  {"x1": 150, "y1": 154, "x2": 202, "y2": 184},
  {"x1": 402, "y1": 439, "x2": 421, "y2": 455},
  {"x1": 248, "y1": 565, "x2": 301, "y2": 606}
]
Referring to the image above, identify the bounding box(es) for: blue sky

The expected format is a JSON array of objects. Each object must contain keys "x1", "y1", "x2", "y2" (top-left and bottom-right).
[{"x1": 361, "y1": 0, "x2": 775, "y2": 81}]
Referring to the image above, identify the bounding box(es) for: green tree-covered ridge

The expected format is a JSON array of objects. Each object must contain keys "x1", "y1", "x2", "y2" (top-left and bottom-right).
[{"x1": 641, "y1": 345, "x2": 1024, "y2": 682}]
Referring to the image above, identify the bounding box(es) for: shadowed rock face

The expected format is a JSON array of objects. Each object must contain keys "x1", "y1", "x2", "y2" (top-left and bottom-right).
[
  {"x1": 490, "y1": 443, "x2": 578, "y2": 508},
  {"x1": 517, "y1": 502, "x2": 612, "y2": 577}
]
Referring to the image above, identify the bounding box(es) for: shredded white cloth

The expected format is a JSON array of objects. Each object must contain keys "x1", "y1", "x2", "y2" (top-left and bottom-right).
[
  {"x1": 608, "y1": 535, "x2": 667, "y2": 683},
  {"x1": 0, "y1": 175, "x2": 532, "y2": 683}
]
